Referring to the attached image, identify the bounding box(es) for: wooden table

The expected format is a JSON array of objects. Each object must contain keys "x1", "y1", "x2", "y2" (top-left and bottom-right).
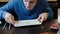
[{"x1": 0, "y1": 19, "x2": 58, "y2": 34}]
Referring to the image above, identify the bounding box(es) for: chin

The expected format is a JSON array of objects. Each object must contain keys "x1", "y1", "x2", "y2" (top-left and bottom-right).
[
  {"x1": 26, "y1": 7, "x2": 32, "y2": 10},
  {"x1": 27, "y1": 8, "x2": 31, "y2": 10}
]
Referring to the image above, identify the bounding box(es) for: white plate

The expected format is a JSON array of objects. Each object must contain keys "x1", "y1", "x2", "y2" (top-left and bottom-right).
[
  {"x1": 0, "y1": 21, "x2": 1, "y2": 24},
  {"x1": 14, "y1": 19, "x2": 42, "y2": 27},
  {"x1": 58, "y1": 16, "x2": 60, "y2": 24}
]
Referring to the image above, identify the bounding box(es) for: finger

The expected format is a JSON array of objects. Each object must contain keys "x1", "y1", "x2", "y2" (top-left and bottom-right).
[
  {"x1": 6, "y1": 16, "x2": 14, "y2": 25},
  {"x1": 9, "y1": 17, "x2": 15, "y2": 25},
  {"x1": 5, "y1": 17, "x2": 10, "y2": 23},
  {"x1": 11, "y1": 16, "x2": 15, "y2": 24},
  {"x1": 37, "y1": 16, "x2": 42, "y2": 22},
  {"x1": 37, "y1": 15, "x2": 42, "y2": 22},
  {"x1": 39, "y1": 16, "x2": 44, "y2": 23},
  {"x1": 9, "y1": 18, "x2": 14, "y2": 25}
]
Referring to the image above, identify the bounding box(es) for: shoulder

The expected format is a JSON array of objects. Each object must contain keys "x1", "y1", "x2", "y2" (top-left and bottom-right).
[
  {"x1": 8, "y1": 0, "x2": 19, "y2": 3},
  {"x1": 38, "y1": 0, "x2": 47, "y2": 2}
]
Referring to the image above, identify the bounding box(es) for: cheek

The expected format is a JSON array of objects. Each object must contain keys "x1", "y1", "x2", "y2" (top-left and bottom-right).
[
  {"x1": 25, "y1": 3, "x2": 27, "y2": 5},
  {"x1": 24, "y1": 2, "x2": 27, "y2": 6}
]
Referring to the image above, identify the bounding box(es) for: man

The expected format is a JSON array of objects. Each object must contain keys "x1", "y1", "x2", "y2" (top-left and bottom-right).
[{"x1": 0, "y1": 0, "x2": 53, "y2": 25}]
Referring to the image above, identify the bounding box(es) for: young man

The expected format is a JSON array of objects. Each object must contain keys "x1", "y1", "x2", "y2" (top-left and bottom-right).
[{"x1": 0, "y1": 0, "x2": 53, "y2": 25}]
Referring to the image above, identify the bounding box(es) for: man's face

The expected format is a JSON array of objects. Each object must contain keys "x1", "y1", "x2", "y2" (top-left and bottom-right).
[{"x1": 23, "y1": 0, "x2": 37, "y2": 10}]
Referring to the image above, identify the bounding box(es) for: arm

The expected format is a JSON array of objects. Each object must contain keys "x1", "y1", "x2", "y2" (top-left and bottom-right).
[
  {"x1": 0, "y1": 0, "x2": 14, "y2": 19},
  {"x1": 42, "y1": 0, "x2": 54, "y2": 19},
  {"x1": 37, "y1": 0, "x2": 54, "y2": 22}
]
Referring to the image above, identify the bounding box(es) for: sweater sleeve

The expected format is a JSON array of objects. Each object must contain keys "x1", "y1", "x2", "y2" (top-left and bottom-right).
[
  {"x1": 0, "y1": 0, "x2": 14, "y2": 19},
  {"x1": 42, "y1": 0, "x2": 54, "y2": 19}
]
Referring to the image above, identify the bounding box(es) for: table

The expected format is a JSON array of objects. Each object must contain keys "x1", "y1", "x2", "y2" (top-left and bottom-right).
[{"x1": 0, "y1": 19, "x2": 58, "y2": 34}]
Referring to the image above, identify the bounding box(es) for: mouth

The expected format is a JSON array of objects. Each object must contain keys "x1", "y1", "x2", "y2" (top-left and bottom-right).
[
  {"x1": 27, "y1": 6, "x2": 30, "y2": 8},
  {"x1": 27, "y1": 6, "x2": 31, "y2": 10}
]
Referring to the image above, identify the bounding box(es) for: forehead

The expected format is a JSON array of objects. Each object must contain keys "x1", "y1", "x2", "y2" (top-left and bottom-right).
[{"x1": 24, "y1": 0, "x2": 36, "y2": 2}]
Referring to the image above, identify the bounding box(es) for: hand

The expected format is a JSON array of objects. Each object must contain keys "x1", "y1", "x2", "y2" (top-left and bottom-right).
[
  {"x1": 37, "y1": 12, "x2": 48, "y2": 23},
  {"x1": 5, "y1": 13, "x2": 15, "y2": 25}
]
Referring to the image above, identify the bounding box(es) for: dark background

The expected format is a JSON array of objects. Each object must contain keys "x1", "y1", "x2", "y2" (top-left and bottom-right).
[{"x1": 58, "y1": 0, "x2": 60, "y2": 8}]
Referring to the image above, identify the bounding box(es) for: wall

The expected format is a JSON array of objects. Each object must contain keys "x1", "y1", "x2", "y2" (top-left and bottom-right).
[
  {"x1": 0, "y1": 0, "x2": 57, "y2": 2},
  {"x1": 58, "y1": 8, "x2": 60, "y2": 16}
]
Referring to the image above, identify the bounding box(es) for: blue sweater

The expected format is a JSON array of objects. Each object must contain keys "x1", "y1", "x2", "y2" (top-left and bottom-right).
[{"x1": 0, "y1": 0, "x2": 53, "y2": 20}]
